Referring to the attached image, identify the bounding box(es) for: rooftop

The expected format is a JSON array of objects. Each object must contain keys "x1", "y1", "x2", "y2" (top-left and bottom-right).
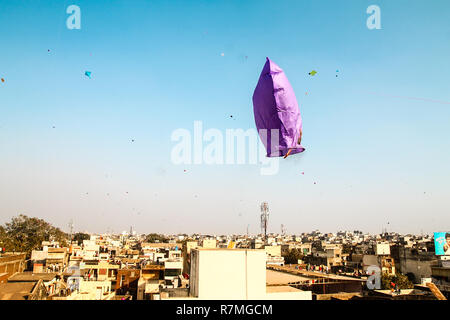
[
  {"x1": 8, "y1": 272, "x2": 58, "y2": 282},
  {"x1": 266, "y1": 270, "x2": 311, "y2": 286},
  {"x1": 266, "y1": 285, "x2": 303, "y2": 293},
  {"x1": 0, "y1": 282, "x2": 36, "y2": 300}
]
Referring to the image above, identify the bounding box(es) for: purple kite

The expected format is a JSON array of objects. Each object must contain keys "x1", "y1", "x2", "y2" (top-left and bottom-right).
[{"x1": 253, "y1": 57, "x2": 305, "y2": 158}]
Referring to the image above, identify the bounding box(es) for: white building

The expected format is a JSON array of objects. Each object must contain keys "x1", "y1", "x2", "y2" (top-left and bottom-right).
[{"x1": 189, "y1": 248, "x2": 311, "y2": 300}]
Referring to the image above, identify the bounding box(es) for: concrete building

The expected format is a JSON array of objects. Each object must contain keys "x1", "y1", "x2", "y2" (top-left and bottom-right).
[
  {"x1": 190, "y1": 249, "x2": 266, "y2": 299},
  {"x1": 164, "y1": 260, "x2": 182, "y2": 286},
  {"x1": 0, "y1": 279, "x2": 48, "y2": 300},
  {"x1": 116, "y1": 268, "x2": 140, "y2": 298},
  {"x1": 182, "y1": 241, "x2": 199, "y2": 274},
  {"x1": 79, "y1": 259, "x2": 119, "y2": 281},
  {"x1": 265, "y1": 245, "x2": 284, "y2": 266},
  {"x1": 8, "y1": 272, "x2": 61, "y2": 296},
  {"x1": 137, "y1": 265, "x2": 165, "y2": 300},
  {"x1": 431, "y1": 257, "x2": 450, "y2": 299},
  {"x1": 376, "y1": 242, "x2": 391, "y2": 256},
  {"x1": 201, "y1": 239, "x2": 217, "y2": 249},
  {"x1": 189, "y1": 248, "x2": 312, "y2": 300},
  {"x1": 394, "y1": 247, "x2": 438, "y2": 283},
  {"x1": 0, "y1": 253, "x2": 26, "y2": 279}
]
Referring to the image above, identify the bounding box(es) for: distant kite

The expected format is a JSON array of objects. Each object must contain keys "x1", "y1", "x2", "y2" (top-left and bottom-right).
[
  {"x1": 309, "y1": 70, "x2": 317, "y2": 76},
  {"x1": 252, "y1": 57, "x2": 305, "y2": 158},
  {"x1": 85, "y1": 71, "x2": 92, "y2": 79}
]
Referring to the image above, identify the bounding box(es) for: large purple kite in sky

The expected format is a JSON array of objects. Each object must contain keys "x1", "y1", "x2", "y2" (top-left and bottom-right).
[{"x1": 252, "y1": 57, "x2": 305, "y2": 158}]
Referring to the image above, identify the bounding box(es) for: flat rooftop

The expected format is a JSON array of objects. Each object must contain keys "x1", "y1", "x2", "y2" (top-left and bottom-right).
[
  {"x1": 268, "y1": 265, "x2": 366, "y2": 282},
  {"x1": 8, "y1": 272, "x2": 58, "y2": 282},
  {"x1": 266, "y1": 270, "x2": 309, "y2": 285},
  {"x1": 0, "y1": 282, "x2": 36, "y2": 300}
]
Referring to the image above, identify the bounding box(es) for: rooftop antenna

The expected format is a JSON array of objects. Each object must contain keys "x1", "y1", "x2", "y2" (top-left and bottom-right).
[
  {"x1": 260, "y1": 202, "x2": 269, "y2": 244},
  {"x1": 247, "y1": 224, "x2": 250, "y2": 237}
]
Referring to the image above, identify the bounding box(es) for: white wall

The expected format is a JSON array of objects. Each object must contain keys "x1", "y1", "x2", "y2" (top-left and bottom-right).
[
  {"x1": 376, "y1": 243, "x2": 390, "y2": 255},
  {"x1": 190, "y1": 249, "x2": 266, "y2": 300}
]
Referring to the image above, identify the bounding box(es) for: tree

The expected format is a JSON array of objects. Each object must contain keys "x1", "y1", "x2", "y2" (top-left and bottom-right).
[
  {"x1": 2, "y1": 214, "x2": 68, "y2": 255},
  {"x1": 381, "y1": 272, "x2": 414, "y2": 290},
  {"x1": 73, "y1": 232, "x2": 90, "y2": 245},
  {"x1": 0, "y1": 225, "x2": 10, "y2": 251},
  {"x1": 283, "y1": 248, "x2": 304, "y2": 264},
  {"x1": 145, "y1": 233, "x2": 168, "y2": 243}
]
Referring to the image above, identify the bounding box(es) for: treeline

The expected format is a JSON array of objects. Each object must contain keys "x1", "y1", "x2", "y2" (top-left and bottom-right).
[
  {"x1": 0, "y1": 214, "x2": 68, "y2": 255},
  {"x1": 145, "y1": 233, "x2": 169, "y2": 243}
]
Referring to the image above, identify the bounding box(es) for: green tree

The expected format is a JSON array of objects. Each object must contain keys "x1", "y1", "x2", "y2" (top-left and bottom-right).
[
  {"x1": 283, "y1": 248, "x2": 304, "y2": 264},
  {"x1": 2, "y1": 214, "x2": 68, "y2": 255},
  {"x1": 73, "y1": 232, "x2": 90, "y2": 245},
  {"x1": 0, "y1": 225, "x2": 10, "y2": 251},
  {"x1": 145, "y1": 233, "x2": 168, "y2": 243},
  {"x1": 381, "y1": 272, "x2": 414, "y2": 290}
]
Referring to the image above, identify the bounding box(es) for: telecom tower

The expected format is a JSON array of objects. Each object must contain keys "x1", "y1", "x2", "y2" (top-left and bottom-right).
[
  {"x1": 260, "y1": 202, "x2": 269, "y2": 244},
  {"x1": 68, "y1": 220, "x2": 74, "y2": 243},
  {"x1": 281, "y1": 224, "x2": 286, "y2": 236}
]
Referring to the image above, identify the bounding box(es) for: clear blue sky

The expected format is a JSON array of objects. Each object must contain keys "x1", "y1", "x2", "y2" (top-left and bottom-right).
[{"x1": 1, "y1": 0, "x2": 449, "y2": 235}]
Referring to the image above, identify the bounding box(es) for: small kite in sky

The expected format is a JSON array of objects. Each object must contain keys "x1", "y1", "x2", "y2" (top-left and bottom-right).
[
  {"x1": 253, "y1": 57, "x2": 305, "y2": 159},
  {"x1": 221, "y1": 53, "x2": 225, "y2": 56},
  {"x1": 84, "y1": 71, "x2": 92, "y2": 79},
  {"x1": 308, "y1": 70, "x2": 317, "y2": 76},
  {"x1": 1, "y1": 78, "x2": 4, "y2": 83}
]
